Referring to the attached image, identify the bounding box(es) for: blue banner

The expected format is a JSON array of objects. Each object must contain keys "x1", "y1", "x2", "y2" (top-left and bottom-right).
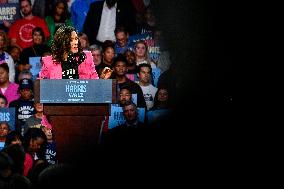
[
  {"x1": 151, "y1": 68, "x2": 161, "y2": 87},
  {"x1": 0, "y1": 3, "x2": 20, "y2": 24},
  {"x1": 29, "y1": 56, "x2": 41, "y2": 81},
  {"x1": 0, "y1": 107, "x2": 16, "y2": 131}
]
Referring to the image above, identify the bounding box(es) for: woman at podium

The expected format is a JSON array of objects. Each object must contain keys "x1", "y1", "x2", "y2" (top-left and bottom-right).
[{"x1": 39, "y1": 25, "x2": 99, "y2": 79}]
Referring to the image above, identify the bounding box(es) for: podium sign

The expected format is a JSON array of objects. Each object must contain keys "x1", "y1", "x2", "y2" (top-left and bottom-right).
[
  {"x1": 39, "y1": 79, "x2": 113, "y2": 103},
  {"x1": 34, "y1": 79, "x2": 117, "y2": 163}
]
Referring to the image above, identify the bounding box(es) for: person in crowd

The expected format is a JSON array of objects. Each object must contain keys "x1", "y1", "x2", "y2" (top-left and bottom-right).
[
  {"x1": 1, "y1": 144, "x2": 26, "y2": 176},
  {"x1": 83, "y1": 0, "x2": 137, "y2": 45},
  {"x1": 0, "y1": 151, "x2": 14, "y2": 186},
  {"x1": 150, "y1": 87, "x2": 170, "y2": 110},
  {"x1": 114, "y1": 26, "x2": 134, "y2": 55},
  {"x1": 4, "y1": 130, "x2": 23, "y2": 146},
  {"x1": 8, "y1": 45, "x2": 21, "y2": 67},
  {"x1": 8, "y1": 0, "x2": 50, "y2": 49},
  {"x1": 17, "y1": 70, "x2": 33, "y2": 84},
  {"x1": 0, "y1": 94, "x2": 8, "y2": 108},
  {"x1": 111, "y1": 55, "x2": 146, "y2": 108},
  {"x1": 0, "y1": 30, "x2": 16, "y2": 82},
  {"x1": 0, "y1": 63, "x2": 20, "y2": 106},
  {"x1": 124, "y1": 49, "x2": 137, "y2": 74},
  {"x1": 135, "y1": 4, "x2": 156, "y2": 34},
  {"x1": 137, "y1": 63, "x2": 157, "y2": 110},
  {"x1": 99, "y1": 85, "x2": 134, "y2": 135},
  {"x1": 19, "y1": 27, "x2": 50, "y2": 78},
  {"x1": 134, "y1": 40, "x2": 156, "y2": 68},
  {"x1": 7, "y1": 45, "x2": 22, "y2": 83},
  {"x1": 9, "y1": 79, "x2": 35, "y2": 135},
  {"x1": 22, "y1": 128, "x2": 47, "y2": 176},
  {"x1": 41, "y1": 116, "x2": 56, "y2": 165},
  {"x1": 39, "y1": 25, "x2": 99, "y2": 79},
  {"x1": 95, "y1": 40, "x2": 115, "y2": 77},
  {"x1": 89, "y1": 44, "x2": 103, "y2": 73},
  {"x1": 147, "y1": 87, "x2": 171, "y2": 127},
  {"x1": 152, "y1": 29, "x2": 172, "y2": 73},
  {"x1": 23, "y1": 102, "x2": 44, "y2": 134},
  {"x1": 78, "y1": 32, "x2": 90, "y2": 51},
  {"x1": 105, "y1": 101, "x2": 146, "y2": 146},
  {"x1": 0, "y1": 122, "x2": 10, "y2": 150},
  {"x1": 120, "y1": 101, "x2": 145, "y2": 128},
  {"x1": 45, "y1": 0, "x2": 73, "y2": 46},
  {"x1": 32, "y1": 0, "x2": 57, "y2": 18},
  {"x1": 118, "y1": 86, "x2": 133, "y2": 106},
  {"x1": 71, "y1": 0, "x2": 97, "y2": 33}
]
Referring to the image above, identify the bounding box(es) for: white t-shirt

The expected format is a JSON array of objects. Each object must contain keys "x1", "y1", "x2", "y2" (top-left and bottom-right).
[{"x1": 139, "y1": 84, "x2": 157, "y2": 110}]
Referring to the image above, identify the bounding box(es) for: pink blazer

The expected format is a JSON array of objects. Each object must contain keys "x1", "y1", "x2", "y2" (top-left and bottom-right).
[{"x1": 39, "y1": 51, "x2": 99, "y2": 79}]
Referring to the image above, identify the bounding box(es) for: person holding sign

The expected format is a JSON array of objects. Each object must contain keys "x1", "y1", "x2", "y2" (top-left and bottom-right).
[
  {"x1": 39, "y1": 25, "x2": 99, "y2": 79},
  {"x1": 19, "y1": 27, "x2": 50, "y2": 80},
  {"x1": 105, "y1": 101, "x2": 146, "y2": 145},
  {"x1": 134, "y1": 40, "x2": 156, "y2": 69}
]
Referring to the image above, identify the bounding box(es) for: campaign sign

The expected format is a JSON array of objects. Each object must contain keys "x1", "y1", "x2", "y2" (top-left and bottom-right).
[
  {"x1": 40, "y1": 79, "x2": 113, "y2": 103},
  {"x1": 151, "y1": 68, "x2": 161, "y2": 87},
  {"x1": 0, "y1": 142, "x2": 4, "y2": 150},
  {"x1": 108, "y1": 104, "x2": 145, "y2": 129},
  {"x1": 129, "y1": 32, "x2": 152, "y2": 44},
  {"x1": 129, "y1": 32, "x2": 160, "y2": 63},
  {"x1": 0, "y1": 3, "x2": 20, "y2": 24},
  {"x1": 29, "y1": 57, "x2": 41, "y2": 80},
  {"x1": 0, "y1": 107, "x2": 16, "y2": 131}
]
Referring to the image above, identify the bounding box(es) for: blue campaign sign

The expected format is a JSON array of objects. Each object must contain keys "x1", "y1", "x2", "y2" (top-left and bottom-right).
[
  {"x1": 0, "y1": 3, "x2": 20, "y2": 24},
  {"x1": 29, "y1": 57, "x2": 41, "y2": 80},
  {"x1": 151, "y1": 68, "x2": 161, "y2": 87},
  {"x1": 148, "y1": 44, "x2": 160, "y2": 63},
  {"x1": 129, "y1": 32, "x2": 152, "y2": 44},
  {"x1": 0, "y1": 107, "x2": 16, "y2": 131},
  {"x1": 132, "y1": 94, "x2": 137, "y2": 105},
  {"x1": 108, "y1": 104, "x2": 145, "y2": 129},
  {"x1": 0, "y1": 142, "x2": 4, "y2": 151},
  {"x1": 40, "y1": 79, "x2": 113, "y2": 103}
]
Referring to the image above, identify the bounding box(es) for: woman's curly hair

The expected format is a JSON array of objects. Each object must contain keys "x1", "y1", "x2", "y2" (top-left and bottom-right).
[{"x1": 51, "y1": 25, "x2": 83, "y2": 62}]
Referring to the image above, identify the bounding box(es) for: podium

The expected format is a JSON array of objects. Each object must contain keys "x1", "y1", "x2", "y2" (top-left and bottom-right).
[{"x1": 34, "y1": 79, "x2": 117, "y2": 163}]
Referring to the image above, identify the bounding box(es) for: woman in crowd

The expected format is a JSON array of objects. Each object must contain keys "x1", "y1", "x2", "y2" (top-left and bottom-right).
[{"x1": 45, "y1": 0, "x2": 73, "y2": 46}]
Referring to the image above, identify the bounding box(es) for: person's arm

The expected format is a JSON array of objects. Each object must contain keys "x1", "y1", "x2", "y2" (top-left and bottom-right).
[
  {"x1": 6, "y1": 54, "x2": 15, "y2": 82},
  {"x1": 39, "y1": 56, "x2": 52, "y2": 79},
  {"x1": 83, "y1": 51, "x2": 99, "y2": 79}
]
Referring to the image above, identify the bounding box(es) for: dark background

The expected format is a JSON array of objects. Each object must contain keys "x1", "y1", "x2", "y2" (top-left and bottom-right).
[
  {"x1": 67, "y1": 1, "x2": 233, "y2": 186},
  {"x1": 152, "y1": 0, "x2": 233, "y2": 126}
]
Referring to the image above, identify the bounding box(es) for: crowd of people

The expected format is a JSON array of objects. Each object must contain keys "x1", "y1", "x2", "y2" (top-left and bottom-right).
[{"x1": 0, "y1": 0, "x2": 175, "y2": 187}]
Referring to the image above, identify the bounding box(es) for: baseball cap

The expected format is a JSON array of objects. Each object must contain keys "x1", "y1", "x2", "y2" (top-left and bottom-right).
[{"x1": 19, "y1": 78, "x2": 33, "y2": 90}]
